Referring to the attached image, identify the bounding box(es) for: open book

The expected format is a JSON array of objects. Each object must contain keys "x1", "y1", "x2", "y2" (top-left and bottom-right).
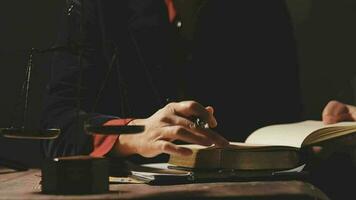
[{"x1": 168, "y1": 120, "x2": 356, "y2": 171}]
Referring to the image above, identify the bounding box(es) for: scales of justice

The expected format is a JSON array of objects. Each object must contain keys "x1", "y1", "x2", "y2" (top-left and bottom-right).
[{"x1": 0, "y1": 0, "x2": 144, "y2": 172}]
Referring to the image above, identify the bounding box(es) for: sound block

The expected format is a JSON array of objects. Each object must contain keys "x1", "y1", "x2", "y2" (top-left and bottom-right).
[{"x1": 41, "y1": 155, "x2": 109, "y2": 194}]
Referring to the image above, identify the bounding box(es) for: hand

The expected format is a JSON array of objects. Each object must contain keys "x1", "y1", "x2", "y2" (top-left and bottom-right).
[
  {"x1": 308, "y1": 100, "x2": 356, "y2": 161},
  {"x1": 322, "y1": 100, "x2": 356, "y2": 125},
  {"x1": 113, "y1": 101, "x2": 229, "y2": 158}
]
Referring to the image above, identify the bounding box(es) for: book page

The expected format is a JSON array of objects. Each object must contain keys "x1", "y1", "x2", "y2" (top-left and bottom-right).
[
  {"x1": 245, "y1": 120, "x2": 356, "y2": 148},
  {"x1": 227, "y1": 142, "x2": 299, "y2": 151}
]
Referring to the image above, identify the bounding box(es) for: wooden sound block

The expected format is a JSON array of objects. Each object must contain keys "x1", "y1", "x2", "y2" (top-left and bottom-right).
[{"x1": 41, "y1": 155, "x2": 109, "y2": 194}]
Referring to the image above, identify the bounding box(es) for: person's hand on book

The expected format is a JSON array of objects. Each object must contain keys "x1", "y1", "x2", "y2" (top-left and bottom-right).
[
  {"x1": 112, "y1": 101, "x2": 229, "y2": 158},
  {"x1": 307, "y1": 100, "x2": 356, "y2": 163},
  {"x1": 322, "y1": 100, "x2": 356, "y2": 125}
]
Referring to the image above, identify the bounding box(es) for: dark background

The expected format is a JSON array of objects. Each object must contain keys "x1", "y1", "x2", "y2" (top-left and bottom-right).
[{"x1": 0, "y1": 0, "x2": 355, "y2": 167}]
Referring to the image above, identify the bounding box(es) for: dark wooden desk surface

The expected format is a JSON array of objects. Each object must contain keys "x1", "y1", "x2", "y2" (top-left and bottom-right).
[{"x1": 0, "y1": 168, "x2": 330, "y2": 200}]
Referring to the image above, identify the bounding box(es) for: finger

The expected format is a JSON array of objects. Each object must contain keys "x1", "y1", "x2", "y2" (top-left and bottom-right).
[
  {"x1": 309, "y1": 146, "x2": 328, "y2": 161},
  {"x1": 167, "y1": 101, "x2": 215, "y2": 127},
  {"x1": 322, "y1": 100, "x2": 345, "y2": 116},
  {"x1": 206, "y1": 106, "x2": 214, "y2": 114},
  {"x1": 154, "y1": 140, "x2": 193, "y2": 156},
  {"x1": 206, "y1": 106, "x2": 217, "y2": 128},
  {"x1": 307, "y1": 146, "x2": 331, "y2": 161},
  {"x1": 311, "y1": 146, "x2": 323, "y2": 155},
  {"x1": 161, "y1": 114, "x2": 196, "y2": 128},
  {"x1": 195, "y1": 128, "x2": 229, "y2": 147},
  {"x1": 322, "y1": 115, "x2": 339, "y2": 125},
  {"x1": 163, "y1": 114, "x2": 212, "y2": 130},
  {"x1": 163, "y1": 125, "x2": 213, "y2": 146},
  {"x1": 322, "y1": 100, "x2": 350, "y2": 124},
  {"x1": 160, "y1": 116, "x2": 228, "y2": 146},
  {"x1": 323, "y1": 114, "x2": 352, "y2": 125},
  {"x1": 346, "y1": 104, "x2": 356, "y2": 121}
]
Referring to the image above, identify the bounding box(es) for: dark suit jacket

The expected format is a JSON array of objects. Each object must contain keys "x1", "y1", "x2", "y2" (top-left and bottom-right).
[{"x1": 41, "y1": 0, "x2": 302, "y2": 158}]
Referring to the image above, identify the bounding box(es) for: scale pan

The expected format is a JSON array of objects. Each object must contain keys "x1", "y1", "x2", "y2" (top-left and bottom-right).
[{"x1": 0, "y1": 128, "x2": 60, "y2": 139}]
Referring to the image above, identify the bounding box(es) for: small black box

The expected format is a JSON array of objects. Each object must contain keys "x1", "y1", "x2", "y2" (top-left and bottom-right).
[{"x1": 41, "y1": 155, "x2": 109, "y2": 194}]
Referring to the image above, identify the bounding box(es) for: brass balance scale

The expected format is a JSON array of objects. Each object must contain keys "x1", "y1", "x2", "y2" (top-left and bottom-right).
[{"x1": 1, "y1": 1, "x2": 144, "y2": 194}]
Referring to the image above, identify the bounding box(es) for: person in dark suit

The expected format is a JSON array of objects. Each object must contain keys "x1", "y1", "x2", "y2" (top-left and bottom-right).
[
  {"x1": 186, "y1": 0, "x2": 302, "y2": 142},
  {"x1": 41, "y1": 0, "x2": 302, "y2": 160}
]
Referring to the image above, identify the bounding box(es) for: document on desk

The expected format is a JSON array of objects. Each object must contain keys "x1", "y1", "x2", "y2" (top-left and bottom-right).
[
  {"x1": 127, "y1": 163, "x2": 192, "y2": 184},
  {"x1": 110, "y1": 163, "x2": 307, "y2": 185},
  {"x1": 108, "y1": 163, "x2": 191, "y2": 184}
]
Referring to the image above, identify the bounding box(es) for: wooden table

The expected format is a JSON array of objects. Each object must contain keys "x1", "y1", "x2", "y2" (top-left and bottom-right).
[{"x1": 0, "y1": 168, "x2": 330, "y2": 200}]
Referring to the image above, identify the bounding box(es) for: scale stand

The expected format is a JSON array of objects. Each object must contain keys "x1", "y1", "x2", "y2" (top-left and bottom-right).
[
  {"x1": 1, "y1": 48, "x2": 61, "y2": 141},
  {"x1": 0, "y1": 48, "x2": 61, "y2": 171},
  {"x1": 0, "y1": 1, "x2": 145, "y2": 172}
]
